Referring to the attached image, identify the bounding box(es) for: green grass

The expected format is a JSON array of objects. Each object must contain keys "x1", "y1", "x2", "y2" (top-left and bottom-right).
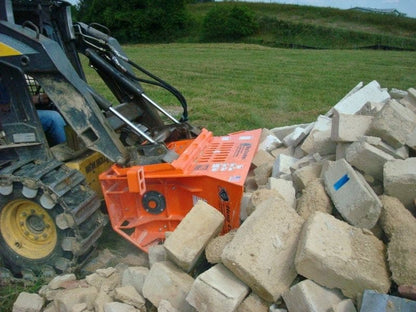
[
  {"x1": 84, "y1": 43, "x2": 416, "y2": 135},
  {"x1": 185, "y1": 3, "x2": 416, "y2": 50}
]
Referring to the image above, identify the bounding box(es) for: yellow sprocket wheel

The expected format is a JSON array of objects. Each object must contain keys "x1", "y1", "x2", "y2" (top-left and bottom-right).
[{"x1": 0, "y1": 199, "x2": 57, "y2": 259}]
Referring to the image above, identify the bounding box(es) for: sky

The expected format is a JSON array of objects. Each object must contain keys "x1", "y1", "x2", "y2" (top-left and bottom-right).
[
  {"x1": 230, "y1": 0, "x2": 416, "y2": 18},
  {"x1": 65, "y1": 0, "x2": 416, "y2": 18}
]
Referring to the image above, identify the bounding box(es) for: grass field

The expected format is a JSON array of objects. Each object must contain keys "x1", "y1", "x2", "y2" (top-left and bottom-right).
[{"x1": 85, "y1": 43, "x2": 416, "y2": 135}]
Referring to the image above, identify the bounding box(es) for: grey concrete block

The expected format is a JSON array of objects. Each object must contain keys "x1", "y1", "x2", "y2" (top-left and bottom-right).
[
  {"x1": 222, "y1": 198, "x2": 304, "y2": 302},
  {"x1": 272, "y1": 154, "x2": 298, "y2": 178},
  {"x1": 345, "y1": 141, "x2": 394, "y2": 182},
  {"x1": 360, "y1": 290, "x2": 416, "y2": 312},
  {"x1": 361, "y1": 136, "x2": 409, "y2": 160},
  {"x1": 332, "y1": 80, "x2": 390, "y2": 115},
  {"x1": 142, "y1": 261, "x2": 195, "y2": 312},
  {"x1": 295, "y1": 212, "x2": 391, "y2": 299},
  {"x1": 164, "y1": 200, "x2": 224, "y2": 272},
  {"x1": 301, "y1": 115, "x2": 336, "y2": 156},
  {"x1": 331, "y1": 110, "x2": 373, "y2": 142},
  {"x1": 121, "y1": 266, "x2": 149, "y2": 296},
  {"x1": 271, "y1": 123, "x2": 311, "y2": 141},
  {"x1": 367, "y1": 100, "x2": 416, "y2": 148},
  {"x1": 282, "y1": 279, "x2": 345, "y2": 312},
  {"x1": 186, "y1": 264, "x2": 249, "y2": 312},
  {"x1": 384, "y1": 158, "x2": 416, "y2": 210},
  {"x1": 323, "y1": 159, "x2": 382, "y2": 229}
]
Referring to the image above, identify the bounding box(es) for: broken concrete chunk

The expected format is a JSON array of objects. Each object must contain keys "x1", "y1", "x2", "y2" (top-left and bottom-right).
[
  {"x1": 367, "y1": 99, "x2": 416, "y2": 148},
  {"x1": 254, "y1": 162, "x2": 273, "y2": 186},
  {"x1": 331, "y1": 110, "x2": 373, "y2": 142},
  {"x1": 323, "y1": 159, "x2": 382, "y2": 229},
  {"x1": 271, "y1": 123, "x2": 311, "y2": 141},
  {"x1": 272, "y1": 154, "x2": 298, "y2": 178},
  {"x1": 360, "y1": 136, "x2": 409, "y2": 160},
  {"x1": 222, "y1": 198, "x2": 304, "y2": 302},
  {"x1": 383, "y1": 158, "x2": 416, "y2": 211},
  {"x1": 252, "y1": 149, "x2": 275, "y2": 167},
  {"x1": 13, "y1": 292, "x2": 45, "y2": 312},
  {"x1": 258, "y1": 134, "x2": 282, "y2": 152},
  {"x1": 296, "y1": 178, "x2": 332, "y2": 220},
  {"x1": 205, "y1": 230, "x2": 236, "y2": 264},
  {"x1": 330, "y1": 299, "x2": 357, "y2": 312},
  {"x1": 301, "y1": 115, "x2": 336, "y2": 156},
  {"x1": 359, "y1": 290, "x2": 416, "y2": 312},
  {"x1": 295, "y1": 212, "x2": 391, "y2": 299},
  {"x1": 121, "y1": 267, "x2": 149, "y2": 296},
  {"x1": 332, "y1": 80, "x2": 390, "y2": 115},
  {"x1": 247, "y1": 188, "x2": 283, "y2": 216},
  {"x1": 282, "y1": 279, "x2": 345, "y2": 312},
  {"x1": 164, "y1": 200, "x2": 224, "y2": 272},
  {"x1": 292, "y1": 162, "x2": 323, "y2": 192},
  {"x1": 267, "y1": 177, "x2": 296, "y2": 209},
  {"x1": 186, "y1": 264, "x2": 249, "y2": 312},
  {"x1": 379, "y1": 195, "x2": 416, "y2": 286},
  {"x1": 237, "y1": 292, "x2": 269, "y2": 312},
  {"x1": 142, "y1": 261, "x2": 194, "y2": 312},
  {"x1": 345, "y1": 141, "x2": 394, "y2": 182}
]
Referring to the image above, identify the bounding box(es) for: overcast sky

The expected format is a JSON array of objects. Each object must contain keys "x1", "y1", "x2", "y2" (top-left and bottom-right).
[
  {"x1": 66, "y1": 0, "x2": 416, "y2": 18},
  {"x1": 230, "y1": 0, "x2": 416, "y2": 18}
]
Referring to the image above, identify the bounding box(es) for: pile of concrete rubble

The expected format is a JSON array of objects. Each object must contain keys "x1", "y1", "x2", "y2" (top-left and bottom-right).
[{"x1": 13, "y1": 80, "x2": 416, "y2": 312}]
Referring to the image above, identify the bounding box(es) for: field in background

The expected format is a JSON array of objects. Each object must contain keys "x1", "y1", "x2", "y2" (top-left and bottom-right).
[
  {"x1": 186, "y1": 3, "x2": 416, "y2": 50},
  {"x1": 85, "y1": 43, "x2": 416, "y2": 135}
]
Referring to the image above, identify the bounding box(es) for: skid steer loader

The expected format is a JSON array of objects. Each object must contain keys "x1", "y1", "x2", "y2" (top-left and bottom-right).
[{"x1": 0, "y1": 0, "x2": 260, "y2": 278}]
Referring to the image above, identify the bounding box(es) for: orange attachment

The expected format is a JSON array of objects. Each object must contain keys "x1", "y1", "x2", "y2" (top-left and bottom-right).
[{"x1": 99, "y1": 128, "x2": 261, "y2": 252}]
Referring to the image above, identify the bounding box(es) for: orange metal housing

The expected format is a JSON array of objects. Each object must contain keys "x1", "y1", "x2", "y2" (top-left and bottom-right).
[{"x1": 99, "y1": 128, "x2": 261, "y2": 252}]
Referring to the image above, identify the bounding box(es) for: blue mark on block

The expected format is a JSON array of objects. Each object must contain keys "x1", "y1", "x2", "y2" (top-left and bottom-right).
[{"x1": 333, "y1": 174, "x2": 349, "y2": 191}]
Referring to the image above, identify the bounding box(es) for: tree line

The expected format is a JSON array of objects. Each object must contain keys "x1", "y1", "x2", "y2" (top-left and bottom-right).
[{"x1": 73, "y1": 0, "x2": 258, "y2": 43}]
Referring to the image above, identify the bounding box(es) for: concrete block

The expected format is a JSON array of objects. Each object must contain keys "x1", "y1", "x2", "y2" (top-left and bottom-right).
[
  {"x1": 345, "y1": 141, "x2": 394, "y2": 182},
  {"x1": 301, "y1": 115, "x2": 336, "y2": 156},
  {"x1": 406, "y1": 127, "x2": 416, "y2": 150},
  {"x1": 360, "y1": 290, "x2": 416, "y2": 312},
  {"x1": 323, "y1": 159, "x2": 382, "y2": 229},
  {"x1": 292, "y1": 162, "x2": 322, "y2": 192},
  {"x1": 164, "y1": 200, "x2": 224, "y2": 272},
  {"x1": 114, "y1": 286, "x2": 145, "y2": 310},
  {"x1": 331, "y1": 110, "x2": 373, "y2": 142},
  {"x1": 186, "y1": 264, "x2": 249, "y2": 312},
  {"x1": 390, "y1": 88, "x2": 408, "y2": 100},
  {"x1": 103, "y1": 302, "x2": 137, "y2": 312},
  {"x1": 254, "y1": 162, "x2": 273, "y2": 186},
  {"x1": 148, "y1": 244, "x2": 167, "y2": 268},
  {"x1": 222, "y1": 198, "x2": 304, "y2": 302},
  {"x1": 252, "y1": 149, "x2": 275, "y2": 167},
  {"x1": 13, "y1": 292, "x2": 45, "y2": 312},
  {"x1": 379, "y1": 195, "x2": 416, "y2": 286},
  {"x1": 142, "y1": 261, "x2": 194, "y2": 312},
  {"x1": 94, "y1": 289, "x2": 113, "y2": 312},
  {"x1": 48, "y1": 274, "x2": 76, "y2": 290},
  {"x1": 158, "y1": 300, "x2": 179, "y2": 312},
  {"x1": 361, "y1": 136, "x2": 409, "y2": 160},
  {"x1": 384, "y1": 158, "x2": 416, "y2": 210},
  {"x1": 237, "y1": 292, "x2": 269, "y2": 312},
  {"x1": 283, "y1": 125, "x2": 312, "y2": 147},
  {"x1": 54, "y1": 287, "x2": 98, "y2": 312},
  {"x1": 271, "y1": 123, "x2": 311, "y2": 141},
  {"x1": 282, "y1": 279, "x2": 345, "y2": 312},
  {"x1": 367, "y1": 100, "x2": 416, "y2": 148},
  {"x1": 330, "y1": 299, "x2": 357, "y2": 312},
  {"x1": 296, "y1": 179, "x2": 332, "y2": 220},
  {"x1": 268, "y1": 177, "x2": 296, "y2": 209},
  {"x1": 332, "y1": 80, "x2": 390, "y2": 115},
  {"x1": 335, "y1": 143, "x2": 351, "y2": 160},
  {"x1": 247, "y1": 189, "x2": 283, "y2": 216},
  {"x1": 356, "y1": 101, "x2": 385, "y2": 116},
  {"x1": 272, "y1": 154, "x2": 298, "y2": 178},
  {"x1": 121, "y1": 266, "x2": 149, "y2": 296},
  {"x1": 259, "y1": 134, "x2": 282, "y2": 152},
  {"x1": 295, "y1": 212, "x2": 391, "y2": 299},
  {"x1": 240, "y1": 192, "x2": 251, "y2": 221},
  {"x1": 270, "y1": 146, "x2": 295, "y2": 158},
  {"x1": 205, "y1": 230, "x2": 236, "y2": 264}
]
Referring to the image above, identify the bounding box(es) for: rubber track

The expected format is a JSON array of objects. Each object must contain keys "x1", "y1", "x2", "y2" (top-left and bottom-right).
[{"x1": 0, "y1": 159, "x2": 108, "y2": 279}]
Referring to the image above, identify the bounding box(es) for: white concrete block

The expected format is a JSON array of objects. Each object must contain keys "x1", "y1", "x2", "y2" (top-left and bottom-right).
[
  {"x1": 332, "y1": 80, "x2": 390, "y2": 115},
  {"x1": 282, "y1": 279, "x2": 345, "y2": 312},
  {"x1": 331, "y1": 110, "x2": 373, "y2": 142},
  {"x1": 268, "y1": 177, "x2": 296, "y2": 209},
  {"x1": 301, "y1": 115, "x2": 336, "y2": 156},
  {"x1": 186, "y1": 264, "x2": 249, "y2": 312},
  {"x1": 272, "y1": 154, "x2": 298, "y2": 178}
]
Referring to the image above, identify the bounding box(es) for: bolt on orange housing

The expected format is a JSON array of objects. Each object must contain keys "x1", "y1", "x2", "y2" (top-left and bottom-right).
[{"x1": 99, "y1": 128, "x2": 261, "y2": 252}]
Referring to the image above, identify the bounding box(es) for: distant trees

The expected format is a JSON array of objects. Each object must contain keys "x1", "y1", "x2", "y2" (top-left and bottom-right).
[{"x1": 74, "y1": 0, "x2": 193, "y2": 42}]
